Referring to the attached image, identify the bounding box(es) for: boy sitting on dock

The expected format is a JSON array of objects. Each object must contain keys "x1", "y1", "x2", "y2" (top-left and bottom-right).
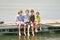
[
  {"x1": 29, "y1": 9, "x2": 35, "y2": 36},
  {"x1": 23, "y1": 9, "x2": 30, "y2": 36},
  {"x1": 16, "y1": 10, "x2": 26, "y2": 36},
  {"x1": 35, "y1": 12, "x2": 42, "y2": 32}
]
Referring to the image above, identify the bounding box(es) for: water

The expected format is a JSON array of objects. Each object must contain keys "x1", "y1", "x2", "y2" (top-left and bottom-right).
[
  {"x1": 0, "y1": 32, "x2": 60, "y2": 40},
  {"x1": 0, "y1": 0, "x2": 60, "y2": 21}
]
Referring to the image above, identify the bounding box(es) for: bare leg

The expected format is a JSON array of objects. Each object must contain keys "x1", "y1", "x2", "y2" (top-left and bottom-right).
[
  {"x1": 18, "y1": 24, "x2": 21, "y2": 36},
  {"x1": 40, "y1": 24, "x2": 42, "y2": 31},
  {"x1": 31, "y1": 24, "x2": 34, "y2": 36},
  {"x1": 28, "y1": 25, "x2": 30, "y2": 36},
  {"x1": 35, "y1": 24, "x2": 38, "y2": 32},
  {"x1": 24, "y1": 24, "x2": 26, "y2": 36}
]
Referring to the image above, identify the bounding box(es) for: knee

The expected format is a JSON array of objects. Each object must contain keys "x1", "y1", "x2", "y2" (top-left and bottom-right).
[
  {"x1": 31, "y1": 27, "x2": 34, "y2": 29},
  {"x1": 28, "y1": 25, "x2": 30, "y2": 28},
  {"x1": 35, "y1": 24, "x2": 37, "y2": 25},
  {"x1": 31, "y1": 24, "x2": 33, "y2": 26},
  {"x1": 19, "y1": 24, "x2": 21, "y2": 26},
  {"x1": 24, "y1": 24, "x2": 26, "y2": 26},
  {"x1": 24, "y1": 24, "x2": 26, "y2": 27}
]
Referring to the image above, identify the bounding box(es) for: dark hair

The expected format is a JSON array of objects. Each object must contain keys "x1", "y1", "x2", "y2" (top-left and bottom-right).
[
  {"x1": 30, "y1": 9, "x2": 34, "y2": 12},
  {"x1": 18, "y1": 11, "x2": 20, "y2": 14},
  {"x1": 36, "y1": 11, "x2": 39, "y2": 15},
  {"x1": 25, "y1": 9, "x2": 29, "y2": 13}
]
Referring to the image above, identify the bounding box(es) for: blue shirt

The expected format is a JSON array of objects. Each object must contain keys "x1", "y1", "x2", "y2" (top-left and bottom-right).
[
  {"x1": 16, "y1": 15, "x2": 24, "y2": 21},
  {"x1": 24, "y1": 14, "x2": 29, "y2": 22}
]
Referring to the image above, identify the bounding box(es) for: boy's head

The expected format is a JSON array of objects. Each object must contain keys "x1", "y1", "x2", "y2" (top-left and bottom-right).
[
  {"x1": 30, "y1": 9, "x2": 34, "y2": 15},
  {"x1": 36, "y1": 11, "x2": 40, "y2": 16},
  {"x1": 18, "y1": 10, "x2": 23, "y2": 16},
  {"x1": 25, "y1": 9, "x2": 29, "y2": 14}
]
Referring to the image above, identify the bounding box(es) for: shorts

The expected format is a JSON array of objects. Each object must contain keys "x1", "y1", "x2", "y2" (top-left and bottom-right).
[
  {"x1": 16, "y1": 21, "x2": 25, "y2": 25},
  {"x1": 31, "y1": 22, "x2": 40, "y2": 25},
  {"x1": 25, "y1": 22, "x2": 30, "y2": 25}
]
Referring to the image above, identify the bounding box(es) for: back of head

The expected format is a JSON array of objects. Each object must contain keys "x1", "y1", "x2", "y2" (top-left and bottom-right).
[
  {"x1": 36, "y1": 11, "x2": 39, "y2": 15},
  {"x1": 30, "y1": 9, "x2": 34, "y2": 13},
  {"x1": 25, "y1": 9, "x2": 29, "y2": 14}
]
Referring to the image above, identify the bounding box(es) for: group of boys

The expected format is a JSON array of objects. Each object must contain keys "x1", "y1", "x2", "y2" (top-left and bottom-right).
[{"x1": 16, "y1": 9, "x2": 42, "y2": 36}]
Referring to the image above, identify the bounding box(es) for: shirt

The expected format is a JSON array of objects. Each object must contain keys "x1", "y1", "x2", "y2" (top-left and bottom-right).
[
  {"x1": 35, "y1": 16, "x2": 40, "y2": 22},
  {"x1": 24, "y1": 14, "x2": 29, "y2": 22},
  {"x1": 16, "y1": 15, "x2": 24, "y2": 22},
  {"x1": 29, "y1": 14, "x2": 35, "y2": 22}
]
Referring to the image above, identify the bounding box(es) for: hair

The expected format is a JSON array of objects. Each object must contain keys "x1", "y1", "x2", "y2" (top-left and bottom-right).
[
  {"x1": 18, "y1": 10, "x2": 23, "y2": 14},
  {"x1": 36, "y1": 11, "x2": 39, "y2": 15},
  {"x1": 30, "y1": 9, "x2": 34, "y2": 12},
  {"x1": 25, "y1": 9, "x2": 29, "y2": 13}
]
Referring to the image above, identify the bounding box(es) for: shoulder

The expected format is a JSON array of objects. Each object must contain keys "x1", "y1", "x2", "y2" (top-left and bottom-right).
[
  {"x1": 35, "y1": 16, "x2": 36, "y2": 18},
  {"x1": 38, "y1": 15, "x2": 40, "y2": 17},
  {"x1": 32, "y1": 14, "x2": 35, "y2": 16},
  {"x1": 16, "y1": 15, "x2": 19, "y2": 17},
  {"x1": 29, "y1": 15, "x2": 31, "y2": 17},
  {"x1": 38, "y1": 16, "x2": 40, "y2": 18},
  {"x1": 23, "y1": 14, "x2": 26, "y2": 16},
  {"x1": 28, "y1": 14, "x2": 30, "y2": 16}
]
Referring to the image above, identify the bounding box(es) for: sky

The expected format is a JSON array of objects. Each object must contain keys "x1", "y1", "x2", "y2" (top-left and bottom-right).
[{"x1": 0, "y1": 0, "x2": 60, "y2": 21}]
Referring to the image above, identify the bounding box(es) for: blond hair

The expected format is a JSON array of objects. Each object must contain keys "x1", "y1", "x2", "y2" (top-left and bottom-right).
[{"x1": 18, "y1": 10, "x2": 23, "y2": 14}]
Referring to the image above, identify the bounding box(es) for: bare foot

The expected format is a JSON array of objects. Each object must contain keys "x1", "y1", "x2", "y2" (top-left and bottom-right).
[
  {"x1": 24, "y1": 32, "x2": 26, "y2": 36},
  {"x1": 35, "y1": 29, "x2": 38, "y2": 32},
  {"x1": 33, "y1": 33, "x2": 35, "y2": 36},
  {"x1": 19, "y1": 33, "x2": 21, "y2": 36},
  {"x1": 28, "y1": 33, "x2": 30, "y2": 36},
  {"x1": 40, "y1": 28, "x2": 42, "y2": 32}
]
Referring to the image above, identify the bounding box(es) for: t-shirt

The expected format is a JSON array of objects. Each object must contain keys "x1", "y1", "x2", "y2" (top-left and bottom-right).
[
  {"x1": 24, "y1": 14, "x2": 29, "y2": 22},
  {"x1": 16, "y1": 15, "x2": 24, "y2": 21},
  {"x1": 35, "y1": 16, "x2": 40, "y2": 22},
  {"x1": 29, "y1": 15, "x2": 35, "y2": 22}
]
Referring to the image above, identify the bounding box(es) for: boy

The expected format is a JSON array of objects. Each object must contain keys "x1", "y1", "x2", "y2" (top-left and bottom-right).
[
  {"x1": 29, "y1": 9, "x2": 35, "y2": 36},
  {"x1": 24, "y1": 9, "x2": 30, "y2": 36},
  {"x1": 16, "y1": 10, "x2": 26, "y2": 36},
  {"x1": 35, "y1": 12, "x2": 42, "y2": 32}
]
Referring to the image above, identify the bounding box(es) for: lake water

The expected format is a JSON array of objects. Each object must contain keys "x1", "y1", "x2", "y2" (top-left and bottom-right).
[
  {"x1": 0, "y1": 0, "x2": 60, "y2": 21},
  {"x1": 0, "y1": 32, "x2": 60, "y2": 40}
]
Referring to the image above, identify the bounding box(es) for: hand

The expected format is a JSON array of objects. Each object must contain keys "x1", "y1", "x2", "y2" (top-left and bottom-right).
[{"x1": 31, "y1": 21, "x2": 32, "y2": 23}]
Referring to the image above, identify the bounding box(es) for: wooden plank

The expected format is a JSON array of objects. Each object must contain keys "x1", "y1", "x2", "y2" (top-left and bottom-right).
[
  {"x1": 45, "y1": 23, "x2": 60, "y2": 27},
  {"x1": 0, "y1": 25, "x2": 18, "y2": 29}
]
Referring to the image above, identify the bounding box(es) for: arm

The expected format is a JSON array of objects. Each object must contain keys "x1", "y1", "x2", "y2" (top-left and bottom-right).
[
  {"x1": 34, "y1": 15, "x2": 35, "y2": 22},
  {"x1": 16, "y1": 15, "x2": 19, "y2": 22},
  {"x1": 29, "y1": 16, "x2": 31, "y2": 22},
  {"x1": 15, "y1": 15, "x2": 19, "y2": 24},
  {"x1": 39, "y1": 16, "x2": 41, "y2": 22}
]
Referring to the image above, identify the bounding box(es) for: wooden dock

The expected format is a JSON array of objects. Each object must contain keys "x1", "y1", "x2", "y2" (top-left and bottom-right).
[{"x1": 0, "y1": 20, "x2": 60, "y2": 33}]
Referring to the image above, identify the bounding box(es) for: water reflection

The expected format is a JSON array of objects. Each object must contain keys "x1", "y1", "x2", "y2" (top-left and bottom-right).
[
  {"x1": 18, "y1": 36, "x2": 21, "y2": 40},
  {"x1": 0, "y1": 32, "x2": 60, "y2": 40},
  {"x1": 18, "y1": 32, "x2": 60, "y2": 40},
  {"x1": 27, "y1": 36, "x2": 35, "y2": 40},
  {"x1": 18, "y1": 36, "x2": 36, "y2": 40},
  {"x1": 18, "y1": 35, "x2": 48, "y2": 40},
  {"x1": 27, "y1": 36, "x2": 30, "y2": 40}
]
